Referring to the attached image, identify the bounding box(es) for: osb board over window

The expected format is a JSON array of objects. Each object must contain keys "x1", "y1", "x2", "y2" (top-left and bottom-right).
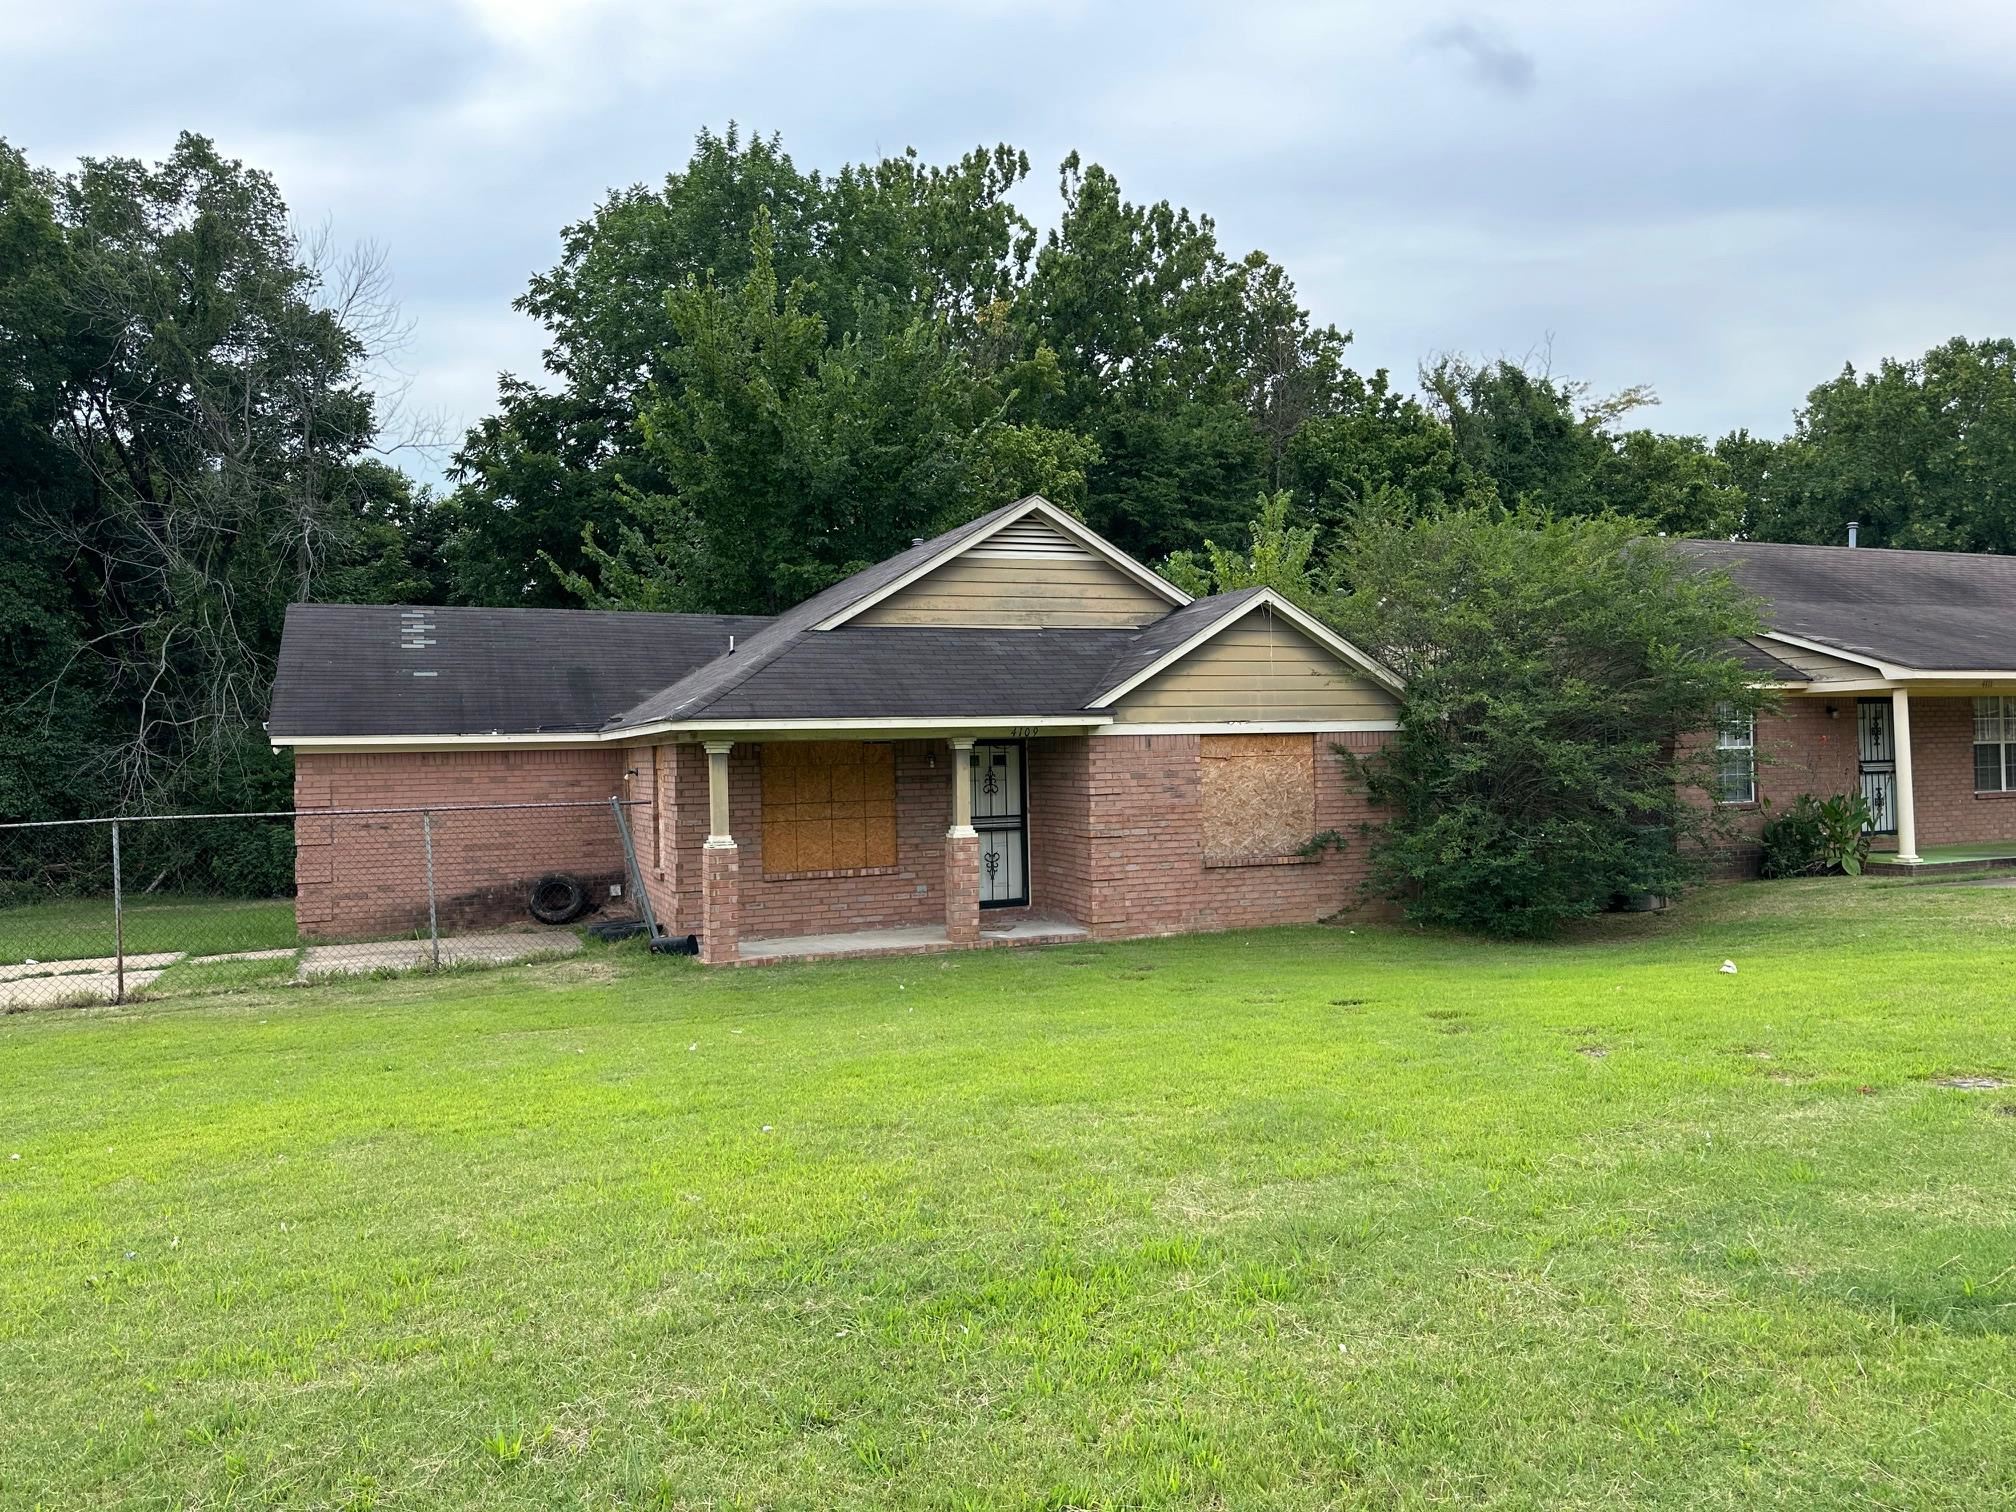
[
  {"x1": 1200, "y1": 734, "x2": 1316, "y2": 867},
  {"x1": 761, "y1": 741, "x2": 899, "y2": 877}
]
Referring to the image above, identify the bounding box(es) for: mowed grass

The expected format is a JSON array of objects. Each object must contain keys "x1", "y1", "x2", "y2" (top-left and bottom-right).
[
  {"x1": 4, "y1": 882, "x2": 2016, "y2": 1508},
  {"x1": 0, "y1": 894, "x2": 298, "y2": 965}
]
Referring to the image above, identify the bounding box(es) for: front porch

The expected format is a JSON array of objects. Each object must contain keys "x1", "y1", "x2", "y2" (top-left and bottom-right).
[{"x1": 635, "y1": 728, "x2": 1095, "y2": 966}]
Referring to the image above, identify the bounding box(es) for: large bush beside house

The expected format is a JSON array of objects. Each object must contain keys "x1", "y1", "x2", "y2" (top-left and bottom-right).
[
  {"x1": 1327, "y1": 506, "x2": 1768, "y2": 938},
  {"x1": 1757, "y1": 793, "x2": 1875, "y2": 878}
]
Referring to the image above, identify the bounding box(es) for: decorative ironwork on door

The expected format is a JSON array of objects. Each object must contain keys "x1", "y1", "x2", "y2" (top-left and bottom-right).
[
  {"x1": 1858, "y1": 698, "x2": 1897, "y2": 835},
  {"x1": 971, "y1": 742, "x2": 1028, "y2": 907}
]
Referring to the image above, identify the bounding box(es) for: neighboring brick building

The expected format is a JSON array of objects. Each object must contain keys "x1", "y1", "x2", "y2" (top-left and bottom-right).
[
  {"x1": 1680, "y1": 540, "x2": 2016, "y2": 875},
  {"x1": 269, "y1": 497, "x2": 1404, "y2": 962}
]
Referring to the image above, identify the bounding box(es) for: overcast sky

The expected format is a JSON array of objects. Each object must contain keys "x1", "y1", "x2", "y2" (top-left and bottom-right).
[{"x1": 9, "y1": 0, "x2": 2014, "y2": 482}]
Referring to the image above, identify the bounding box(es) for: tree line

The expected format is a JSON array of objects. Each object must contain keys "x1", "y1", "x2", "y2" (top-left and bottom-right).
[{"x1": 4, "y1": 125, "x2": 2014, "y2": 843}]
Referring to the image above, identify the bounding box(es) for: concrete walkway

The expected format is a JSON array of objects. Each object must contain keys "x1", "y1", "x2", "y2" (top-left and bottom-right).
[
  {"x1": 738, "y1": 916, "x2": 1088, "y2": 966},
  {"x1": 295, "y1": 931, "x2": 582, "y2": 979}
]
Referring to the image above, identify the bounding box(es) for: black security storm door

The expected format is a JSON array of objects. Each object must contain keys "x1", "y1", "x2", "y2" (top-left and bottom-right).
[{"x1": 971, "y1": 741, "x2": 1028, "y2": 907}]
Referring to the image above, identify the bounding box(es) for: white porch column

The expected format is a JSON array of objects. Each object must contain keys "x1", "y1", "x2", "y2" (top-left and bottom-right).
[
  {"x1": 945, "y1": 738, "x2": 979, "y2": 944},
  {"x1": 704, "y1": 741, "x2": 735, "y2": 847},
  {"x1": 948, "y1": 737, "x2": 977, "y2": 838},
  {"x1": 1890, "y1": 688, "x2": 1919, "y2": 864}
]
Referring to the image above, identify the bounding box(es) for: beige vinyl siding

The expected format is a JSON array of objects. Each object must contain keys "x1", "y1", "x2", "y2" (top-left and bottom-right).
[
  {"x1": 1111, "y1": 609, "x2": 1400, "y2": 723},
  {"x1": 1751, "y1": 637, "x2": 1883, "y2": 680},
  {"x1": 853, "y1": 517, "x2": 1173, "y2": 628}
]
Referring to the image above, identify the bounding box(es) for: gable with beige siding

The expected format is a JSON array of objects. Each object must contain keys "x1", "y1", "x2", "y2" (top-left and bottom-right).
[
  {"x1": 1110, "y1": 607, "x2": 1400, "y2": 723},
  {"x1": 1751, "y1": 636, "x2": 1885, "y2": 680},
  {"x1": 852, "y1": 515, "x2": 1174, "y2": 629}
]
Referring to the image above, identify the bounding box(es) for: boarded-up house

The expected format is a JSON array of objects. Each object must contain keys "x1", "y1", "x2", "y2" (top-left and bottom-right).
[{"x1": 268, "y1": 496, "x2": 1403, "y2": 963}]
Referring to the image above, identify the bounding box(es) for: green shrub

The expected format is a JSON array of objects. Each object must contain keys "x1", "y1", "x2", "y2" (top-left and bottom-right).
[
  {"x1": 1757, "y1": 793, "x2": 1874, "y2": 878},
  {"x1": 1326, "y1": 506, "x2": 1768, "y2": 938}
]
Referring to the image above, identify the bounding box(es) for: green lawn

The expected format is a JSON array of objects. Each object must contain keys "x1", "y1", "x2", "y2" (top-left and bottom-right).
[
  {"x1": 0, "y1": 893, "x2": 298, "y2": 965},
  {"x1": 4, "y1": 882, "x2": 2015, "y2": 1508}
]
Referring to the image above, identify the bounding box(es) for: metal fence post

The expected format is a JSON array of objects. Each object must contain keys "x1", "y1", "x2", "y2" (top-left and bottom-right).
[
  {"x1": 421, "y1": 811, "x2": 440, "y2": 969},
  {"x1": 111, "y1": 819, "x2": 125, "y2": 1005}
]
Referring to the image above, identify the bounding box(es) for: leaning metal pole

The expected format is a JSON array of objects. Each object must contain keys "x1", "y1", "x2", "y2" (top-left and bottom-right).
[
  {"x1": 111, "y1": 819, "x2": 125, "y2": 1005},
  {"x1": 610, "y1": 797, "x2": 660, "y2": 940},
  {"x1": 421, "y1": 811, "x2": 441, "y2": 969}
]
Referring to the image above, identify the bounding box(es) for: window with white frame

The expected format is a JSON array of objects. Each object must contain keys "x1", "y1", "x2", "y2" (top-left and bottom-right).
[
  {"x1": 1715, "y1": 703, "x2": 1757, "y2": 804},
  {"x1": 1974, "y1": 696, "x2": 2016, "y2": 793}
]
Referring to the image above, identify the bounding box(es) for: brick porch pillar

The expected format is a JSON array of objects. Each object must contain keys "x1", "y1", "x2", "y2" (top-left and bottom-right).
[
  {"x1": 698, "y1": 741, "x2": 741, "y2": 965},
  {"x1": 946, "y1": 737, "x2": 980, "y2": 945}
]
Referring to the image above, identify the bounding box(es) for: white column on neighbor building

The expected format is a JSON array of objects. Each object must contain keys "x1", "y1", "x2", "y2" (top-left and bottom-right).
[
  {"x1": 1889, "y1": 687, "x2": 1919, "y2": 864},
  {"x1": 704, "y1": 741, "x2": 735, "y2": 848}
]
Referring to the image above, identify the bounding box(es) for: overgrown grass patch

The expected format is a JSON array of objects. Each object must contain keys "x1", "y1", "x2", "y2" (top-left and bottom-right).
[{"x1": 3, "y1": 878, "x2": 2015, "y2": 1505}]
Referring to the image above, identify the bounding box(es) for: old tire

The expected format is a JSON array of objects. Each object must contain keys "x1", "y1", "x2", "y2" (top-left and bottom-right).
[{"x1": 528, "y1": 873, "x2": 589, "y2": 925}]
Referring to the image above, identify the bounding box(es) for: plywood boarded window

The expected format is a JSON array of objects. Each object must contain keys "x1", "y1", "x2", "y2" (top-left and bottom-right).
[
  {"x1": 1199, "y1": 734, "x2": 1315, "y2": 866},
  {"x1": 761, "y1": 742, "x2": 898, "y2": 876}
]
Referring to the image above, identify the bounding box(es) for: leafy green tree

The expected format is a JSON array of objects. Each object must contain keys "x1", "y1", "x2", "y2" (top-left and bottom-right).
[
  {"x1": 450, "y1": 127, "x2": 1039, "y2": 603},
  {"x1": 1282, "y1": 368, "x2": 1479, "y2": 531},
  {"x1": 0, "y1": 134, "x2": 430, "y2": 844},
  {"x1": 1328, "y1": 507, "x2": 1767, "y2": 937},
  {"x1": 1013, "y1": 154, "x2": 1347, "y2": 561},
  {"x1": 1162, "y1": 491, "x2": 1319, "y2": 606},
  {"x1": 557, "y1": 218, "x2": 1094, "y2": 614},
  {"x1": 1737, "y1": 337, "x2": 2016, "y2": 552}
]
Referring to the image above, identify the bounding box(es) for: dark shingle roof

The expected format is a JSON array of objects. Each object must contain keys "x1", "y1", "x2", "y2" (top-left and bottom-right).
[
  {"x1": 269, "y1": 604, "x2": 769, "y2": 738},
  {"x1": 675, "y1": 628, "x2": 1141, "y2": 721},
  {"x1": 1678, "y1": 540, "x2": 2016, "y2": 671}
]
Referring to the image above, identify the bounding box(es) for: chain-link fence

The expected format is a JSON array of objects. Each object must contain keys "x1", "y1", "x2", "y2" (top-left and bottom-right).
[{"x1": 0, "y1": 799, "x2": 669, "y2": 1012}]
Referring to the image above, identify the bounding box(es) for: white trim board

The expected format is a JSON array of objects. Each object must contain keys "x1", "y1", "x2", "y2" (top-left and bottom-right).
[
  {"x1": 1088, "y1": 588, "x2": 1404, "y2": 708},
  {"x1": 1098, "y1": 720, "x2": 1398, "y2": 736},
  {"x1": 812, "y1": 496, "x2": 1189, "y2": 631},
  {"x1": 275, "y1": 713, "x2": 1115, "y2": 752}
]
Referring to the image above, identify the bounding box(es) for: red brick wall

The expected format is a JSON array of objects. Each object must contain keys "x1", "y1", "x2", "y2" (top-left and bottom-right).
[
  {"x1": 1076, "y1": 731, "x2": 1389, "y2": 940},
  {"x1": 294, "y1": 749, "x2": 630, "y2": 938},
  {"x1": 1028, "y1": 736, "x2": 1092, "y2": 924},
  {"x1": 1901, "y1": 695, "x2": 2016, "y2": 848}
]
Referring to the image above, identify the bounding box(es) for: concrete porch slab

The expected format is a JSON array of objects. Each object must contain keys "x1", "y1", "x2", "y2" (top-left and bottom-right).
[
  {"x1": 1867, "y1": 843, "x2": 2016, "y2": 876},
  {"x1": 738, "y1": 916, "x2": 1089, "y2": 966}
]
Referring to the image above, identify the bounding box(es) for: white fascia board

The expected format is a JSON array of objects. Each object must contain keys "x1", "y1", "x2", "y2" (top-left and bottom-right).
[
  {"x1": 278, "y1": 714, "x2": 1115, "y2": 752},
  {"x1": 1757, "y1": 632, "x2": 2016, "y2": 684},
  {"x1": 1098, "y1": 720, "x2": 1398, "y2": 736},
  {"x1": 1088, "y1": 588, "x2": 1404, "y2": 709},
  {"x1": 812, "y1": 496, "x2": 1189, "y2": 631}
]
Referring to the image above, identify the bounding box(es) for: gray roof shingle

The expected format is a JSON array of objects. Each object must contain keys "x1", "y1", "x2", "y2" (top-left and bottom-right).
[
  {"x1": 1679, "y1": 540, "x2": 2016, "y2": 671},
  {"x1": 268, "y1": 603, "x2": 769, "y2": 738}
]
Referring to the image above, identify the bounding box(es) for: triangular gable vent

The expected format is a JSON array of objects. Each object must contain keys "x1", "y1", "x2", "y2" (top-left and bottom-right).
[{"x1": 962, "y1": 516, "x2": 1096, "y2": 562}]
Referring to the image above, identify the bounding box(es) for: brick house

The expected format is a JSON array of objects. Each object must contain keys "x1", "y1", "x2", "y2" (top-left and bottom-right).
[
  {"x1": 1679, "y1": 540, "x2": 2016, "y2": 874},
  {"x1": 268, "y1": 497, "x2": 1403, "y2": 963}
]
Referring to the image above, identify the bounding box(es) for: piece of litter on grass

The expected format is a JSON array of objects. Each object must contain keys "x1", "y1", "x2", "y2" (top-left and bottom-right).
[
  {"x1": 761, "y1": 1125, "x2": 774, "y2": 1134},
  {"x1": 730, "y1": 1028, "x2": 744, "y2": 1035},
  {"x1": 688, "y1": 1043, "x2": 698, "y2": 1052},
  {"x1": 125, "y1": 1251, "x2": 137, "y2": 1260},
  {"x1": 1719, "y1": 960, "x2": 1738, "y2": 975},
  {"x1": 170, "y1": 1237, "x2": 180, "y2": 1249}
]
